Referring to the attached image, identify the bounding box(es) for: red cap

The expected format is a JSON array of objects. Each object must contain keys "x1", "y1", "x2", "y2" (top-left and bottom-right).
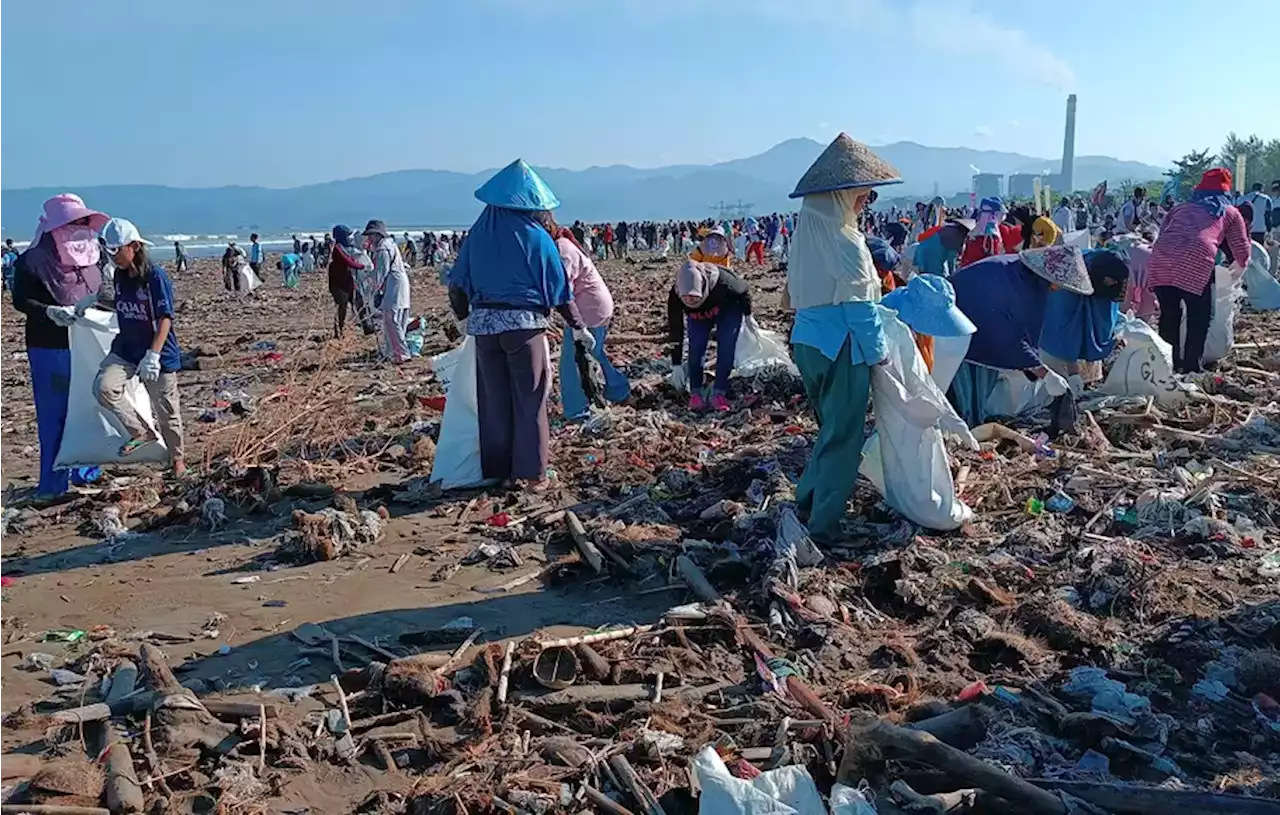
[{"x1": 1195, "y1": 168, "x2": 1233, "y2": 193}]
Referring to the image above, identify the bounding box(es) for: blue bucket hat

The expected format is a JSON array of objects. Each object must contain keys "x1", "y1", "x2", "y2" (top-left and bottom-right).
[
  {"x1": 881, "y1": 274, "x2": 976, "y2": 337},
  {"x1": 475, "y1": 159, "x2": 560, "y2": 211}
]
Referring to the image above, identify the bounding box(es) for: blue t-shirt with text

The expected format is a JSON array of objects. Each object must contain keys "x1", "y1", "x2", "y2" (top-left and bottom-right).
[{"x1": 110, "y1": 263, "x2": 182, "y2": 372}]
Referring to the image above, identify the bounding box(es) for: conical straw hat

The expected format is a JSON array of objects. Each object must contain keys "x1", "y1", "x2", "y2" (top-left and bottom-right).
[
  {"x1": 790, "y1": 133, "x2": 902, "y2": 198},
  {"x1": 475, "y1": 159, "x2": 561, "y2": 211}
]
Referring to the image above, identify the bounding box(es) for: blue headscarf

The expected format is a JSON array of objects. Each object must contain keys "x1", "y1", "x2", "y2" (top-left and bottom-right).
[
  {"x1": 333, "y1": 224, "x2": 355, "y2": 247},
  {"x1": 1190, "y1": 189, "x2": 1230, "y2": 218},
  {"x1": 1039, "y1": 249, "x2": 1128, "y2": 363},
  {"x1": 448, "y1": 206, "x2": 571, "y2": 312}
]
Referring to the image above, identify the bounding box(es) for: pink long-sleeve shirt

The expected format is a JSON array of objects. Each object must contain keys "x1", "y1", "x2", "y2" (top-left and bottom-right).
[
  {"x1": 557, "y1": 236, "x2": 614, "y2": 328},
  {"x1": 1147, "y1": 203, "x2": 1250, "y2": 295}
]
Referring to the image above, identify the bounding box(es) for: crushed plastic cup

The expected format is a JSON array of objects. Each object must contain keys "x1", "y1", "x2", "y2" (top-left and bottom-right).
[{"x1": 1025, "y1": 497, "x2": 1045, "y2": 516}]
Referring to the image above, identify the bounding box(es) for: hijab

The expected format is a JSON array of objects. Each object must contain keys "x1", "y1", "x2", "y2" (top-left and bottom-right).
[
  {"x1": 1032, "y1": 217, "x2": 1062, "y2": 247},
  {"x1": 23, "y1": 231, "x2": 102, "y2": 306},
  {"x1": 675, "y1": 260, "x2": 721, "y2": 307}
]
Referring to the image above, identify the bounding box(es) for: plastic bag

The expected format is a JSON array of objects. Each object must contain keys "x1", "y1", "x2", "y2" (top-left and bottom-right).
[
  {"x1": 693, "y1": 746, "x2": 876, "y2": 815},
  {"x1": 55, "y1": 310, "x2": 169, "y2": 468},
  {"x1": 429, "y1": 339, "x2": 484, "y2": 489},
  {"x1": 1100, "y1": 313, "x2": 1186, "y2": 406},
  {"x1": 1245, "y1": 240, "x2": 1280, "y2": 311},
  {"x1": 734, "y1": 316, "x2": 799, "y2": 376},
  {"x1": 860, "y1": 309, "x2": 975, "y2": 530}
]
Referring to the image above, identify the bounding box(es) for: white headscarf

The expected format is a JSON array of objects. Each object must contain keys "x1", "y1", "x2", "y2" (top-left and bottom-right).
[{"x1": 786, "y1": 188, "x2": 880, "y2": 311}]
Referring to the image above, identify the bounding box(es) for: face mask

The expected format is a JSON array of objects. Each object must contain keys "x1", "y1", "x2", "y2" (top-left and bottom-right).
[{"x1": 51, "y1": 225, "x2": 101, "y2": 268}]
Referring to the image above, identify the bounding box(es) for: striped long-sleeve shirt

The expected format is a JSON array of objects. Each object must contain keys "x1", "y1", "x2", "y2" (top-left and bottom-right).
[{"x1": 1147, "y1": 203, "x2": 1250, "y2": 295}]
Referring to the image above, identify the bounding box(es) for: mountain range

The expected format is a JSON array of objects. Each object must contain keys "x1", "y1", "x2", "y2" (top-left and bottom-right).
[{"x1": 1, "y1": 139, "x2": 1165, "y2": 234}]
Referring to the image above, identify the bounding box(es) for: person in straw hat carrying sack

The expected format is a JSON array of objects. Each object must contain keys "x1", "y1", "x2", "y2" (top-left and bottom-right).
[{"x1": 785, "y1": 133, "x2": 901, "y2": 543}]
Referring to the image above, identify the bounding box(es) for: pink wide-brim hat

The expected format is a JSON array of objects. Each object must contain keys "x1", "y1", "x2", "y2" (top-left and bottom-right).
[{"x1": 32, "y1": 193, "x2": 109, "y2": 245}]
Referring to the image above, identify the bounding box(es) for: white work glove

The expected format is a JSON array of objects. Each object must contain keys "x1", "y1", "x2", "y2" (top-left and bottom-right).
[
  {"x1": 138, "y1": 350, "x2": 162, "y2": 383},
  {"x1": 73, "y1": 294, "x2": 99, "y2": 317},
  {"x1": 572, "y1": 327, "x2": 597, "y2": 354},
  {"x1": 45, "y1": 305, "x2": 77, "y2": 327},
  {"x1": 1043, "y1": 369, "x2": 1070, "y2": 397}
]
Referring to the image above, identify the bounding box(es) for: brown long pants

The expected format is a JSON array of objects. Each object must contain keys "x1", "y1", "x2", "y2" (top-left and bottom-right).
[
  {"x1": 475, "y1": 329, "x2": 550, "y2": 481},
  {"x1": 95, "y1": 353, "x2": 185, "y2": 459}
]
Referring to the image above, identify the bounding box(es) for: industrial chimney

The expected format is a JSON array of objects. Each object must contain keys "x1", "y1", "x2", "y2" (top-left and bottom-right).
[{"x1": 1060, "y1": 94, "x2": 1077, "y2": 194}]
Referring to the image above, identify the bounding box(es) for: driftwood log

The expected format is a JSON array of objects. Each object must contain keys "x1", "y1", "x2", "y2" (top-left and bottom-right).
[
  {"x1": 137, "y1": 643, "x2": 238, "y2": 764},
  {"x1": 511, "y1": 681, "x2": 734, "y2": 710}
]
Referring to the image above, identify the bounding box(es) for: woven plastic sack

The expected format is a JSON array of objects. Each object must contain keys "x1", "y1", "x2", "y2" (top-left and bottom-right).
[{"x1": 55, "y1": 310, "x2": 168, "y2": 467}]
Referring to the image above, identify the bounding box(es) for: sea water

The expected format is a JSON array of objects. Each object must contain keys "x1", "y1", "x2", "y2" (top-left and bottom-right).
[{"x1": 2, "y1": 226, "x2": 467, "y2": 260}]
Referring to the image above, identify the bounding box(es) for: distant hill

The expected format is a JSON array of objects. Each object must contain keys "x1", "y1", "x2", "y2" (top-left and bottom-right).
[{"x1": 1, "y1": 139, "x2": 1166, "y2": 234}]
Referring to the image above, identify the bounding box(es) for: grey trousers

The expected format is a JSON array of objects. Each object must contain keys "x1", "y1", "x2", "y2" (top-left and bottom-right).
[
  {"x1": 95, "y1": 353, "x2": 185, "y2": 459},
  {"x1": 475, "y1": 330, "x2": 550, "y2": 481}
]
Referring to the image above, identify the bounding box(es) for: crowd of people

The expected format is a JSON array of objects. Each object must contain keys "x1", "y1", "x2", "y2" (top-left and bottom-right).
[{"x1": 8, "y1": 141, "x2": 1280, "y2": 550}]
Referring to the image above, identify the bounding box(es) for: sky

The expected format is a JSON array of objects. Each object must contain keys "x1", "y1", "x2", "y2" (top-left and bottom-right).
[{"x1": 2, "y1": 0, "x2": 1276, "y2": 189}]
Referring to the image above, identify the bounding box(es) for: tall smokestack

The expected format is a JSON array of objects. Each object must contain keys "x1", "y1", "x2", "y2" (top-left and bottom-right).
[{"x1": 1061, "y1": 94, "x2": 1077, "y2": 193}]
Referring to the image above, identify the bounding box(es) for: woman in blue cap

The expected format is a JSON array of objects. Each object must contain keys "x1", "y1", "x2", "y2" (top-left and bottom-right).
[
  {"x1": 785, "y1": 133, "x2": 899, "y2": 543},
  {"x1": 880, "y1": 274, "x2": 977, "y2": 392},
  {"x1": 447, "y1": 159, "x2": 591, "y2": 491}
]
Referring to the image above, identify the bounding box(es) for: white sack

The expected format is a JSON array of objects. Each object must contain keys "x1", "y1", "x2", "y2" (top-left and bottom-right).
[
  {"x1": 429, "y1": 339, "x2": 484, "y2": 489},
  {"x1": 733, "y1": 234, "x2": 747, "y2": 260},
  {"x1": 237, "y1": 262, "x2": 262, "y2": 293},
  {"x1": 428, "y1": 335, "x2": 550, "y2": 489},
  {"x1": 1063, "y1": 229, "x2": 1092, "y2": 250},
  {"x1": 985, "y1": 367, "x2": 1069, "y2": 418},
  {"x1": 929, "y1": 335, "x2": 971, "y2": 394},
  {"x1": 1100, "y1": 313, "x2": 1186, "y2": 407},
  {"x1": 1183, "y1": 265, "x2": 1243, "y2": 364},
  {"x1": 693, "y1": 747, "x2": 875, "y2": 815},
  {"x1": 734, "y1": 316, "x2": 799, "y2": 376},
  {"x1": 1244, "y1": 241, "x2": 1280, "y2": 311},
  {"x1": 55, "y1": 310, "x2": 168, "y2": 468},
  {"x1": 860, "y1": 309, "x2": 975, "y2": 531},
  {"x1": 668, "y1": 317, "x2": 798, "y2": 392}
]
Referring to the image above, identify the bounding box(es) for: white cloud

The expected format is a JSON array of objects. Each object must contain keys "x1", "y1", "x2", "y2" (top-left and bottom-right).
[
  {"x1": 974, "y1": 125, "x2": 994, "y2": 138},
  {"x1": 905, "y1": 1, "x2": 1075, "y2": 90},
  {"x1": 1007, "y1": 119, "x2": 1021, "y2": 128},
  {"x1": 492, "y1": 0, "x2": 1075, "y2": 91}
]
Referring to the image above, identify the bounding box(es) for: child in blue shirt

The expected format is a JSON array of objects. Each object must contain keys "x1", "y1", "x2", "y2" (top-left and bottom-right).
[{"x1": 90, "y1": 218, "x2": 186, "y2": 477}]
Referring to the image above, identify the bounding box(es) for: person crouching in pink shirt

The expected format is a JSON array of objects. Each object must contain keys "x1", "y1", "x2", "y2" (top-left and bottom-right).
[{"x1": 546, "y1": 221, "x2": 632, "y2": 419}]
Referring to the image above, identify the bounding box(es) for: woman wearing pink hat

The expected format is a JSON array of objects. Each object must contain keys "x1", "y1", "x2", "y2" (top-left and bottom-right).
[{"x1": 9, "y1": 194, "x2": 110, "y2": 499}]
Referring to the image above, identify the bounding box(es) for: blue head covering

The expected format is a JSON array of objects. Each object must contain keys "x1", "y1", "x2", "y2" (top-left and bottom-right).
[
  {"x1": 448, "y1": 206, "x2": 571, "y2": 312},
  {"x1": 882, "y1": 274, "x2": 976, "y2": 338},
  {"x1": 865, "y1": 236, "x2": 900, "y2": 272},
  {"x1": 475, "y1": 159, "x2": 561, "y2": 211},
  {"x1": 1190, "y1": 189, "x2": 1230, "y2": 218},
  {"x1": 333, "y1": 224, "x2": 354, "y2": 247},
  {"x1": 1039, "y1": 249, "x2": 1127, "y2": 363}
]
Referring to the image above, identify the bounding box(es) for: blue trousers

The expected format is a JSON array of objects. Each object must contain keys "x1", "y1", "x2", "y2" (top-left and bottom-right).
[
  {"x1": 30, "y1": 347, "x2": 73, "y2": 496},
  {"x1": 559, "y1": 325, "x2": 631, "y2": 420},
  {"x1": 687, "y1": 307, "x2": 743, "y2": 395}
]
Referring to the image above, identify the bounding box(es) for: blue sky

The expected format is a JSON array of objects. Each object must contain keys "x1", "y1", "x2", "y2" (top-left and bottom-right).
[{"x1": 2, "y1": 0, "x2": 1275, "y2": 189}]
